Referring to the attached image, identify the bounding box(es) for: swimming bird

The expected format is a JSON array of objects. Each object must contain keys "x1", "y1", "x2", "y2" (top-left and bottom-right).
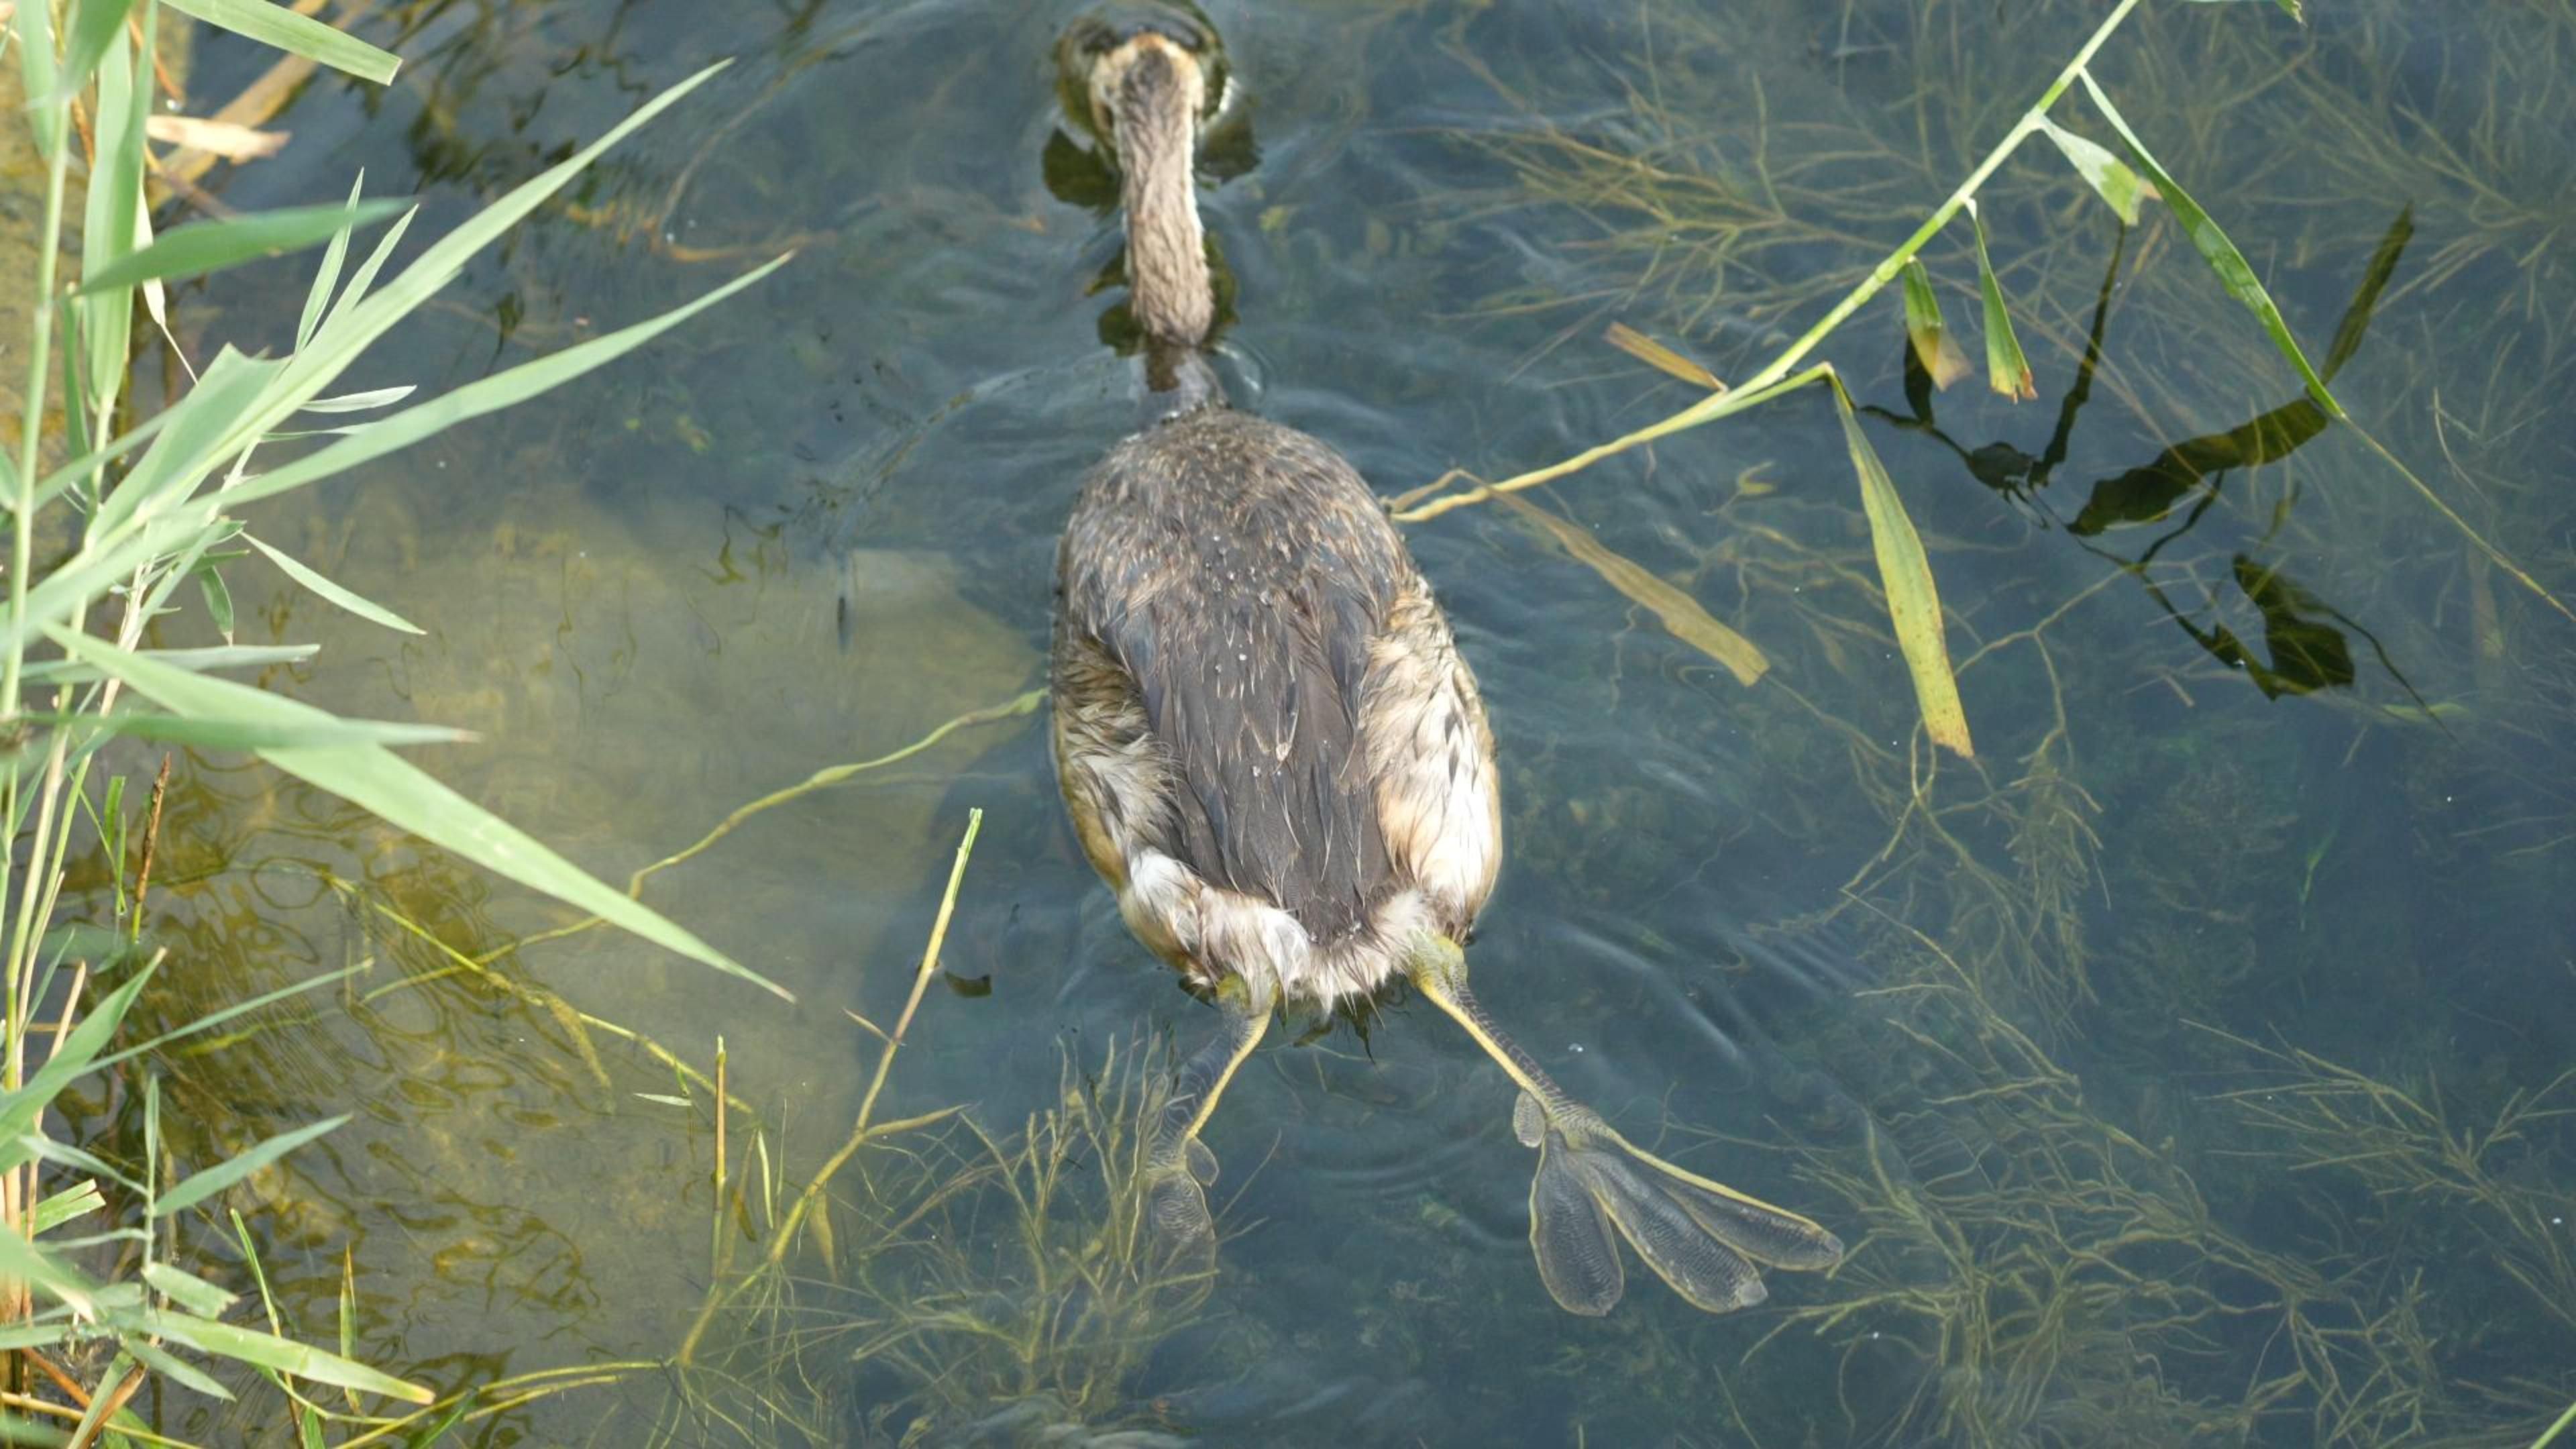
[{"x1": 1046, "y1": 5, "x2": 1843, "y2": 1315}]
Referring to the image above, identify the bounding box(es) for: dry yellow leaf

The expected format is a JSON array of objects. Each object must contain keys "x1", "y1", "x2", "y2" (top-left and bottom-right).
[
  {"x1": 1829, "y1": 381, "x2": 1972, "y2": 757},
  {"x1": 1497, "y1": 492, "x2": 1768, "y2": 687},
  {"x1": 1605, "y1": 322, "x2": 1726, "y2": 392}
]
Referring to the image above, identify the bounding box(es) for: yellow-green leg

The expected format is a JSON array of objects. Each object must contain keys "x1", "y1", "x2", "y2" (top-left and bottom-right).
[
  {"x1": 1406, "y1": 936, "x2": 1843, "y2": 1315},
  {"x1": 1142, "y1": 971, "x2": 1275, "y2": 1280}
]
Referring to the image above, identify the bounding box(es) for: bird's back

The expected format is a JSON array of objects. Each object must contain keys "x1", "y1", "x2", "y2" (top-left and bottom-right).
[{"x1": 1056, "y1": 408, "x2": 1413, "y2": 942}]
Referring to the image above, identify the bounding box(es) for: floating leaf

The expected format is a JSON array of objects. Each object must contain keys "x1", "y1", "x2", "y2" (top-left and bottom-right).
[
  {"x1": 1497, "y1": 493, "x2": 1769, "y2": 686},
  {"x1": 144, "y1": 115, "x2": 290, "y2": 160},
  {"x1": 1965, "y1": 201, "x2": 2036, "y2": 401},
  {"x1": 2037, "y1": 118, "x2": 2155, "y2": 227},
  {"x1": 1604, "y1": 323, "x2": 1726, "y2": 391},
  {"x1": 1827, "y1": 378, "x2": 1972, "y2": 757},
  {"x1": 2078, "y1": 72, "x2": 2340, "y2": 418},
  {"x1": 1898, "y1": 259, "x2": 1972, "y2": 390}
]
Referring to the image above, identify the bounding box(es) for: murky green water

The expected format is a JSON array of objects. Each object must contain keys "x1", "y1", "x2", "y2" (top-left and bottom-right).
[{"x1": 90, "y1": 0, "x2": 2576, "y2": 1442}]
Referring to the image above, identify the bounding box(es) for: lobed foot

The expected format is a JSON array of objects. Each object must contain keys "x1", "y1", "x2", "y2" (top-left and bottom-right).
[{"x1": 1515, "y1": 1091, "x2": 1843, "y2": 1316}]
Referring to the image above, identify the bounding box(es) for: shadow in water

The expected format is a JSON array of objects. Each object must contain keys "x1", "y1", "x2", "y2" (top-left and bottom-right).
[{"x1": 1868, "y1": 207, "x2": 2422, "y2": 700}]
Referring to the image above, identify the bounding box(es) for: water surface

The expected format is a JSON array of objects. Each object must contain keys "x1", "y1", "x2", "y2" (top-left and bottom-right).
[{"x1": 104, "y1": 0, "x2": 2576, "y2": 1442}]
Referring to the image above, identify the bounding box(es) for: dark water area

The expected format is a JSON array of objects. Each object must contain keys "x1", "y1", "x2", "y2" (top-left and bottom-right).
[{"x1": 99, "y1": 0, "x2": 2576, "y2": 1442}]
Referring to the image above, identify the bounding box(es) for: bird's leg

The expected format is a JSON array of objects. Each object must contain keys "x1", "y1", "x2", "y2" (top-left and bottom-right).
[
  {"x1": 1405, "y1": 935, "x2": 1844, "y2": 1316},
  {"x1": 1140, "y1": 969, "x2": 1275, "y2": 1280}
]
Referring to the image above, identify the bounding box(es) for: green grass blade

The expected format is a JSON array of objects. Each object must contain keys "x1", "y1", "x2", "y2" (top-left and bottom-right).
[
  {"x1": 66, "y1": 708, "x2": 468, "y2": 749},
  {"x1": 75, "y1": 201, "x2": 408, "y2": 297},
  {"x1": 1828, "y1": 376, "x2": 1972, "y2": 758},
  {"x1": 315, "y1": 204, "x2": 417, "y2": 335},
  {"x1": 1966, "y1": 201, "x2": 2035, "y2": 401},
  {"x1": 12, "y1": 0, "x2": 66, "y2": 159},
  {"x1": 2036, "y1": 118, "x2": 2152, "y2": 227},
  {"x1": 47, "y1": 0, "x2": 136, "y2": 109},
  {"x1": 280, "y1": 62, "x2": 733, "y2": 421},
  {"x1": 76, "y1": 17, "x2": 149, "y2": 431},
  {"x1": 297, "y1": 174, "x2": 366, "y2": 350},
  {"x1": 142, "y1": 1308, "x2": 431, "y2": 1403},
  {"x1": 2078, "y1": 70, "x2": 2340, "y2": 418},
  {"x1": 64, "y1": 1355, "x2": 142, "y2": 1448},
  {"x1": 299, "y1": 384, "x2": 415, "y2": 413},
  {"x1": 1898, "y1": 259, "x2": 1970, "y2": 389},
  {"x1": 25, "y1": 400, "x2": 181, "y2": 513},
  {"x1": 158, "y1": 0, "x2": 398, "y2": 83},
  {"x1": 198, "y1": 559, "x2": 237, "y2": 641},
  {"x1": 0, "y1": 963, "x2": 156, "y2": 1145},
  {"x1": 156, "y1": 1116, "x2": 350, "y2": 1218},
  {"x1": 244, "y1": 532, "x2": 425, "y2": 633},
  {"x1": 23, "y1": 645, "x2": 314, "y2": 686},
  {"x1": 32, "y1": 1181, "x2": 107, "y2": 1235},
  {"x1": 91, "y1": 346, "x2": 284, "y2": 539},
  {"x1": 48, "y1": 629, "x2": 789, "y2": 999},
  {"x1": 142, "y1": 1262, "x2": 240, "y2": 1318},
  {"x1": 16, "y1": 1136, "x2": 146, "y2": 1194},
  {"x1": 229, "y1": 253, "x2": 790, "y2": 507},
  {"x1": 115, "y1": 1333, "x2": 235, "y2": 1399}
]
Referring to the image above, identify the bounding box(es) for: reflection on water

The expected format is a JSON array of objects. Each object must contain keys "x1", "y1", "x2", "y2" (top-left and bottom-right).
[{"x1": 68, "y1": 0, "x2": 2576, "y2": 1441}]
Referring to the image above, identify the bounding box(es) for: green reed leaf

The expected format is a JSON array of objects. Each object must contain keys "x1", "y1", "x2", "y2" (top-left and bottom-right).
[
  {"x1": 1828, "y1": 377, "x2": 1972, "y2": 758},
  {"x1": 228, "y1": 252, "x2": 790, "y2": 507},
  {"x1": 76, "y1": 15, "x2": 150, "y2": 433},
  {"x1": 140, "y1": 1308, "x2": 431, "y2": 1402},
  {"x1": 2078, "y1": 70, "x2": 2340, "y2": 417},
  {"x1": 12, "y1": 0, "x2": 66, "y2": 159},
  {"x1": 46, "y1": 0, "x2": 136, "y2": 107},
  {"x1": 244, "y1": 532, "x2": 425, "y2": 634},
  {"x1": 75, "y1": 202, "x2": 408, "y2": 297},
  {"x1": 48, "y1": 629, "x2": 790, "y2": 1000},
  {"x1": 63, "y1": 708, "x2": 467, "y2": 750},
  {"x1": 2037, "y1": 117, "x2": 2153, "y2": 227},
  {"x1": 23, "y1": 643, "x2": 317, "y2": 684},
  {"x1": 142, "y1": 1262, "x2": 240, "y2": 1318},
  {"x1": 31, "y1": 1181, "x2": 107, "y2": 1236},
  {"x1": 156, "y1": 1116, "x2": 350, "y2": 1218},
  {"x1": 1965, "y1": 201, "x2": 2035, "y2": 401},
  {"x1": 118, "y1": 1334, "x2": 235, "y2": 1399},
  {"x1": 1898, "y1": 259, "x2": 1971, "y2": 389},
  {"x1": 297, "y1": 174, "x2": 366, "y2": 350},
  {"x1": 158, "y1": 0, "x2": 398, "y2": 83}
]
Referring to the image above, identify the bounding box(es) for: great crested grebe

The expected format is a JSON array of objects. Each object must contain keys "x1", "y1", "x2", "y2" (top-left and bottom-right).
[{"x1": 1046, "y1": 6, "x2": 1843, "y2": 1314}]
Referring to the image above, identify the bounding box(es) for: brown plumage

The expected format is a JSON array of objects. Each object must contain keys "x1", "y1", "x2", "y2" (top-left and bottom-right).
[
  {"x1": 1045, "y1": 9, "x2": 1841, "y2": 1317},
  {"x1": 1054, "y1": 407, "x2": 1499, "y2": 1004}
]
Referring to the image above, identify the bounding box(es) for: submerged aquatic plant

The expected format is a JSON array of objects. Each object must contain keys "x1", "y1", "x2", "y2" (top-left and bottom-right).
[
  {"x1": 1, "y1": 1, "x2": 782, "y2": 1435},
  {"x1": 672, "y1": 1035, "x2": 1222, "y2": 1448}
]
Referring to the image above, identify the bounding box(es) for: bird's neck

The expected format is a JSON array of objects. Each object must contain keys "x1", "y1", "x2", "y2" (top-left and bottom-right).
[{"x1": 1117, "y1": 54, "x2": 1214, "y2": 349}]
